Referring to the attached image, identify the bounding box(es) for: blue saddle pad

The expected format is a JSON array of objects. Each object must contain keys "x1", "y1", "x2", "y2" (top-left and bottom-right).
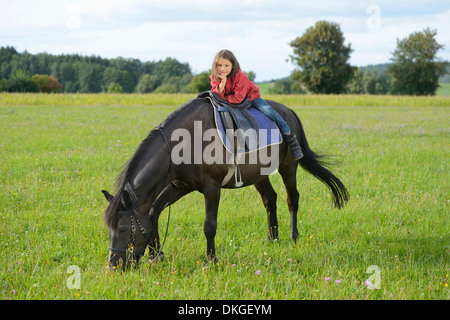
[{"x1": 212, "y1": 105, "x2": 282, "y2": 153}]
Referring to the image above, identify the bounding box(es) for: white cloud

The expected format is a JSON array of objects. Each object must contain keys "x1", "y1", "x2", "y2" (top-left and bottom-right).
[
  {"x1": 347, "y1": 9, "x2": 450, "y2": 66},
  {"x1": 0, "y1": 0, "x2": 66, "y2": 30},
  {"x1": 1, "y1": 0, "x2": 449, "y2": 80}
]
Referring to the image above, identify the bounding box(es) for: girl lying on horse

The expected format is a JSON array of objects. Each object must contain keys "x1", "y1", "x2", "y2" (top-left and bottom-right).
[{"x1": 210, "y1": 49, "x2": 304, "y2": 160}]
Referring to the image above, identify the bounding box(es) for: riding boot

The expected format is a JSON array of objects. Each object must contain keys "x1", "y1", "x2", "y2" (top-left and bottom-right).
[{"x1": 284, "y1": 133, "x2": 304, "y2": 160}]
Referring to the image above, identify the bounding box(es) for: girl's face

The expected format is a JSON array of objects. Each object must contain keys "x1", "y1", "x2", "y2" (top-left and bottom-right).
[{"x1": 217, "y1": 57, "x2": 233, "y2": 79}]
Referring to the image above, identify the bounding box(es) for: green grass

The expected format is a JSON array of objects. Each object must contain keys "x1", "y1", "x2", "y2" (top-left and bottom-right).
[
  {"x1": 437, "y1": 83, "x2": 450, "y2": 96},
  {"x1": 0, "y1": 93, "x2": 448, "y2": 300},
  {"x1": 256, "y1": 81, "x2": 275, "y2": 95},
  {"x1": 2, "y1": 92, "x2": 449, "y2": 107},
  {"x1": 257, "y1": 81, "x2": 450, "y2": 96}
]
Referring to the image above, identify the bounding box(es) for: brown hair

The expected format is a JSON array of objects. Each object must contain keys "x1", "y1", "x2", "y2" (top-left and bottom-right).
[{"x1": 211, "y1": 49, "x2": 241, "y2": 81}]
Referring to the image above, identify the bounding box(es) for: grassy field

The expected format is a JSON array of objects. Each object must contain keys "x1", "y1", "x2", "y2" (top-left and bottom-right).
[
  {"x1": 0, "y1": 93, "x2": 448, "y2": 300},
  {"x1": 437, "y1": 83, "x2": 450, "y2": 96},
  {"x1": 257, "y1": 82, "x2": 450, "y2": 96}
]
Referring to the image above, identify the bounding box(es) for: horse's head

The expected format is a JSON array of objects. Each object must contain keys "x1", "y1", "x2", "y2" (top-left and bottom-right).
[{"x1": 102, "y1": 184, "x2": 149, "y2": 270}]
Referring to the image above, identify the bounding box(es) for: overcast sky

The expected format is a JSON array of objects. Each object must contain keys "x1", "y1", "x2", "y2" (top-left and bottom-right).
[{"x1": 1, "y1": 0, "x2": 449, "y2": 81}]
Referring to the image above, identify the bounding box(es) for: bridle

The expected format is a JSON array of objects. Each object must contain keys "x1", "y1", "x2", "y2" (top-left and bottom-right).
[{"x1": 109, "y1": 209, "x2": 148, "y2": 254}]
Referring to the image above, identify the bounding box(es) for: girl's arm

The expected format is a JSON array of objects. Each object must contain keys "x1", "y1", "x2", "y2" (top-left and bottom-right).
[
  {"x1": 210, "y1": 76, "x2": 222, "y2": 94},
  {"x1": 218, "y1": 77, "x2": 226, "y2": 94},
  {"x1": 224, "y1": 71, "x2": 247, "y2": 104},
  {"x1": 210, "y1": 71, "x2": 250, "y2": 104},
  {"x1": 210, "y1": 76, "x2": 228, "y2": 100}
]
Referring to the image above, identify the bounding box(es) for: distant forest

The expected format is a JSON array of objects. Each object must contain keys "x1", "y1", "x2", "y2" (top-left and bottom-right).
[{"x1": 0, "y1": 46, "x2": 196, "y2": 93}]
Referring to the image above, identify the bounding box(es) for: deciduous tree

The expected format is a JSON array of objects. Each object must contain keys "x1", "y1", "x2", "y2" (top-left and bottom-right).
[
  {"x1": 290, "y1": 21, "x2": 354, "y2": 94},
  {"x1": 389, "y1": 28, "x2": 448, "y2": 95}
]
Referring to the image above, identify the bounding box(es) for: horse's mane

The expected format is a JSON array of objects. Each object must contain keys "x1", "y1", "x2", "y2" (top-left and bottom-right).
[{"x1": 103, "y1": 97, "x2": 204, "y2": 228}]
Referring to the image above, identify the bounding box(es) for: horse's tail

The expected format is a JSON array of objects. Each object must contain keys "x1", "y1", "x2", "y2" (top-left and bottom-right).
[{"x1": 291, "y1": 110, "x2": 349, "y2": 209}]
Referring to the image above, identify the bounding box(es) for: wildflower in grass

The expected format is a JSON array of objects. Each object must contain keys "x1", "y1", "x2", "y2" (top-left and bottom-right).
[
  {"x1": 335, "y1": 279, "x2": 342, "y2": 284},
  {"x1": 255, "y1": 270, "x2": 261, "y2": 275},
  {"x1": 365, "y1": 280, "x2": 372, "y2": 287}
]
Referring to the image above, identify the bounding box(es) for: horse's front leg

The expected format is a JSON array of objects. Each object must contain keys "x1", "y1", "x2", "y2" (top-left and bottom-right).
[
  {"x1": 202, "y1": 182, "x2": 221, "y2": 260},
  {"x1": 148, "y1": 182, "x2": 192, "y2": 261},
  {"x1": 147, "y1": 205, "x2": 161, "y2": 261}
]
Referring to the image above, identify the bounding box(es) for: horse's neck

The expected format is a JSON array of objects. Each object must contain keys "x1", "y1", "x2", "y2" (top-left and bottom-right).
[
  {"x1": 131, "y1": 132, "x2": 172, "y2": 207},
  {"x1": 132, "y1": 100, "x2": 213, "y2": 206}
]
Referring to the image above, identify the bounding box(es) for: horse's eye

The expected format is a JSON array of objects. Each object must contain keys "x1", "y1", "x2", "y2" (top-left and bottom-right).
[{"x1": 120, "y1": 226, "x2": 128, "y2": 232}]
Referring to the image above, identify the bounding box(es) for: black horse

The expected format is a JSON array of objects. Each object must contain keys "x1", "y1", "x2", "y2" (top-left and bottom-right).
[{"x1": 102, "y1": 96, "x2": 348, "y2": 269}]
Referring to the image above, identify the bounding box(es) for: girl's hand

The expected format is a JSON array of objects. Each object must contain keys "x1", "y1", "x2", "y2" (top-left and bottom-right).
[{"x1": 218, "y1": 75, "x2": 226, "y2": 93}]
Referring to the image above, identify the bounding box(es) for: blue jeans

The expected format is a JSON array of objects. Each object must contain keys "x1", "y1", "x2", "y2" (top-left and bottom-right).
[{"x1": 251, "y1": 97, "x2": 291, "y2": 135}]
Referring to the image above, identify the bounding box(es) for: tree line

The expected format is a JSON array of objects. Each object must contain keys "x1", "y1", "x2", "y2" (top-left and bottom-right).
[
  {"x1": 0, "y1": 21, "x2": 448, "y2": 95},
  {"x1": 0, "y1": 46, "x2": 195, "y2": 93}
]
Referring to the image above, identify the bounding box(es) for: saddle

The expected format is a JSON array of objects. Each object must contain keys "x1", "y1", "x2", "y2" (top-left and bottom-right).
[
  {"x1": 196, "y1": 91, "x2": 260, "y2": 151},
  {"x1": 197, "y1": 91, "x2": 282, "y2": 187}
]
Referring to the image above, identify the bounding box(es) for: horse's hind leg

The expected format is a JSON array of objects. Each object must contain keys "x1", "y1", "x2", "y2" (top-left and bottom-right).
[
  {"x1": 254, "y1": 178, "x2": 278, "y2": 241},
  {"x1": 279, "y1": 163, "x2": 300, "y2": 241},
  {"x1": 202, "y1": 181, "x2": 221, "y2": 260}
]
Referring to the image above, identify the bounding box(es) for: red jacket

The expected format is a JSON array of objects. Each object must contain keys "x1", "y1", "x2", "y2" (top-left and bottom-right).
[{"x1": 210, "y1": 70, "x2": 260, "y2": 104}]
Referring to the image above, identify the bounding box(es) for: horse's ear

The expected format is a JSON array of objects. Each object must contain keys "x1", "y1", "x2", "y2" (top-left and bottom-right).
[
  {"x1": 121, "y1": 189, "x2": 132, "y2": 209},
  {"x1": 102, "y1": 190, "x2": 114, "y2": 202}
]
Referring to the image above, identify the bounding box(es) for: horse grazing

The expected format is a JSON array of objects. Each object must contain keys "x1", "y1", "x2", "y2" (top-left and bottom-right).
[{"x1": 102, "y1": 96, "x2": 348, "y2": 269}]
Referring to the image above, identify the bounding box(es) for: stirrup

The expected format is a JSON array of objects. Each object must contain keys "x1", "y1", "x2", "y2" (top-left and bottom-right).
[{"x1": 234, "y1": 166, "x2": 243, "y2": 187}]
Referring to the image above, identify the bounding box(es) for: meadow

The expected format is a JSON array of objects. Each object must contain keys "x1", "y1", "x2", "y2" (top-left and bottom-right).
[{"x1": 0, "y1": 93, "x2": 448, "y2": 300}]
